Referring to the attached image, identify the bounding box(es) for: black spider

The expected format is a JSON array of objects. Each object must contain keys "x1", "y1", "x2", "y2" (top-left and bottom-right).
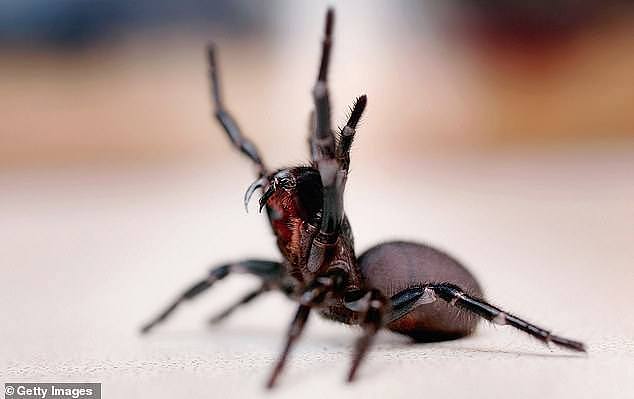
[{"x1": 141, "y1": 8, "x2": 586, "y2": 389}]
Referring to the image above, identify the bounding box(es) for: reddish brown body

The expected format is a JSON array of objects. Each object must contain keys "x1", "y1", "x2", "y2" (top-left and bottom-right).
[
  {"x1": 264, "y1": 167, "x2": 482, "y2": 341},
  {"x1": 264, "y1": 167, "x2": 363, "y2": 292}
]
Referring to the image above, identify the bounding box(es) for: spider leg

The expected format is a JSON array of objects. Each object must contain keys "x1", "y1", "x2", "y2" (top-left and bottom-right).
[
  {"x1": 346, "y1": 289, "x2": 387, "y2": 382},
  {"x1": 208, "y1": 281, "x2": 294, "y2": 324},
  {"x1": 207, "y1": 284, "x2": 268, "y2": 324},
  {"x1": 385, "y1": 284, "x2": 586, "y2": 352},
  {"x1": 267, "y1": 304, "x2": 311, "y2": 389},
  {"x1": 267, "y1": 269, "x2": 346, "y2": 389},
  {"x1": 309, "y1": 8, "x2": 335, "y2": 164},
  {"x1": 207, "y1": 45, "x2": 268, "y2": 177},
  {"x1": 309, "y1": 9, "x2": 339, "y2": 243},
  {"x1": 140, "y1": 260, "x2": 285, "y2": 334},
  {"x1": 303, "y1": 9, "x2": 345, "y2": 273},
  {"x1": 303, "y1": 11, "x2": 370, "y2": 275},
  {"x1": 336, "y1": 95, "x2": 367, "y2": 173}
]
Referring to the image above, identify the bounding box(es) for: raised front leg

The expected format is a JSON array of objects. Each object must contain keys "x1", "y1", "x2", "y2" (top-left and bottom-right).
[
  {"x1": 308, "y1": 8, "x2": 335, "y2": 164},
  {"x1": 304, "y1": 9, "x2": 368, "y2": 274},
  {"x1": 207, "y1": 45, "x2": 268, "y2": 177},
  {"x1": 140, "y1": 260, "x2": 287, "y2": 334},
  {"x1": 336, "y1": 95, "x2": 367, "y2": 173}
]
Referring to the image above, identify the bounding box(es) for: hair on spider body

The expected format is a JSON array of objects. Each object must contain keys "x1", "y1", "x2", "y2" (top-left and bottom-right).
[{"x1": 140, "y1": 7, "x2": 586, "y2": 389}]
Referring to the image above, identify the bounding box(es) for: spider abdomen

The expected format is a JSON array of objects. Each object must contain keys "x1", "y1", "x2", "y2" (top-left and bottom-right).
[{"x1": 358, "y1": 241, "x2": 483, "y2": 342}]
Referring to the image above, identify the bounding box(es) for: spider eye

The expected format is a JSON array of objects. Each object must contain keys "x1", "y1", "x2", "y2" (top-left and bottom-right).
[
  {"x1": 279, "y1": 177, "x2": 295, "y2": 189},
  {"x1": 274, "y1": 172, "x2": 296, "y2": 190}
]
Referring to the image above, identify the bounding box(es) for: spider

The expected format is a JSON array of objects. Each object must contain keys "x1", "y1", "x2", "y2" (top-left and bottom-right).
[{"x1": 140, "y1": 8, "x2": 586, "y2": 389}]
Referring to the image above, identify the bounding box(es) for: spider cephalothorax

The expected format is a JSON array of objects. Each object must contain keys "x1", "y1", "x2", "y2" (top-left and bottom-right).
[{"x1": 141, "y1": 7, "x2": 586, "y2": 390}]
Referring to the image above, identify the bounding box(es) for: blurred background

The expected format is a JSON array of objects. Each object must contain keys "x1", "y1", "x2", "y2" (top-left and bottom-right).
[
  {"x1": 2, "y1": 0, "x2": 633, "y2": 168},
  {"x1": 1, "y1": 1, "x2": 633, "y2": 397}
]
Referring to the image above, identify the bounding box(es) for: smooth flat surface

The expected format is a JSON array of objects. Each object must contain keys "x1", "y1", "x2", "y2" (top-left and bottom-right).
[{"x1": 1, "y1": 147, "x2": 633, "y2": 398}]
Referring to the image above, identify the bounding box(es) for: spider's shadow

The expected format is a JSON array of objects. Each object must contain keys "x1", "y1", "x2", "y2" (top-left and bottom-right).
[
  {"x1": 144, "y1": 323, "x2": 585, "y2": 389},
  {"x1": 154, "y1": 322, "x2": 585, "y2": 360},
  {"x1": 430, "y1": 344, "x2": 587, "y2": 359}
]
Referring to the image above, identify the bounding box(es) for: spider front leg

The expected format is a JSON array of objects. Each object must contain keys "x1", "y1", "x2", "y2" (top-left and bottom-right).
[
  {"x1": 207, "y1": 45, "x2": 268, "y2": 177},
  {"x1": 267, "y1": 269, "x2": 347, "y2": 389},
  {"x1": 140, "y1": 259, "x2": 287, "y2": 334},
  {"x1": 387, "y1": 284, "x2": 586, "y2": 352},
  {"x1": 303, "y1": 10, "x2": 368, "y2": 275},
  {"x1": 308, "y1": 8, "x2": 335, "y2": 163}
]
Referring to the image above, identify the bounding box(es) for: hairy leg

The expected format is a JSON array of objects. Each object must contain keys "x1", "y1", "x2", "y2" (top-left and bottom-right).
[
  {"x1": 141, "y1": 260, "x2": 285, "y2": 334},
  {"x1": 386, "y1": 283, "x2": 585, "y2": 352}
]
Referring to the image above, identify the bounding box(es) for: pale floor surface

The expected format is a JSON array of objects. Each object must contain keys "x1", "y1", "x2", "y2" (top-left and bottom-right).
[{"x1": 1, "y1": 147, "x2": 633, "y2": 398}]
